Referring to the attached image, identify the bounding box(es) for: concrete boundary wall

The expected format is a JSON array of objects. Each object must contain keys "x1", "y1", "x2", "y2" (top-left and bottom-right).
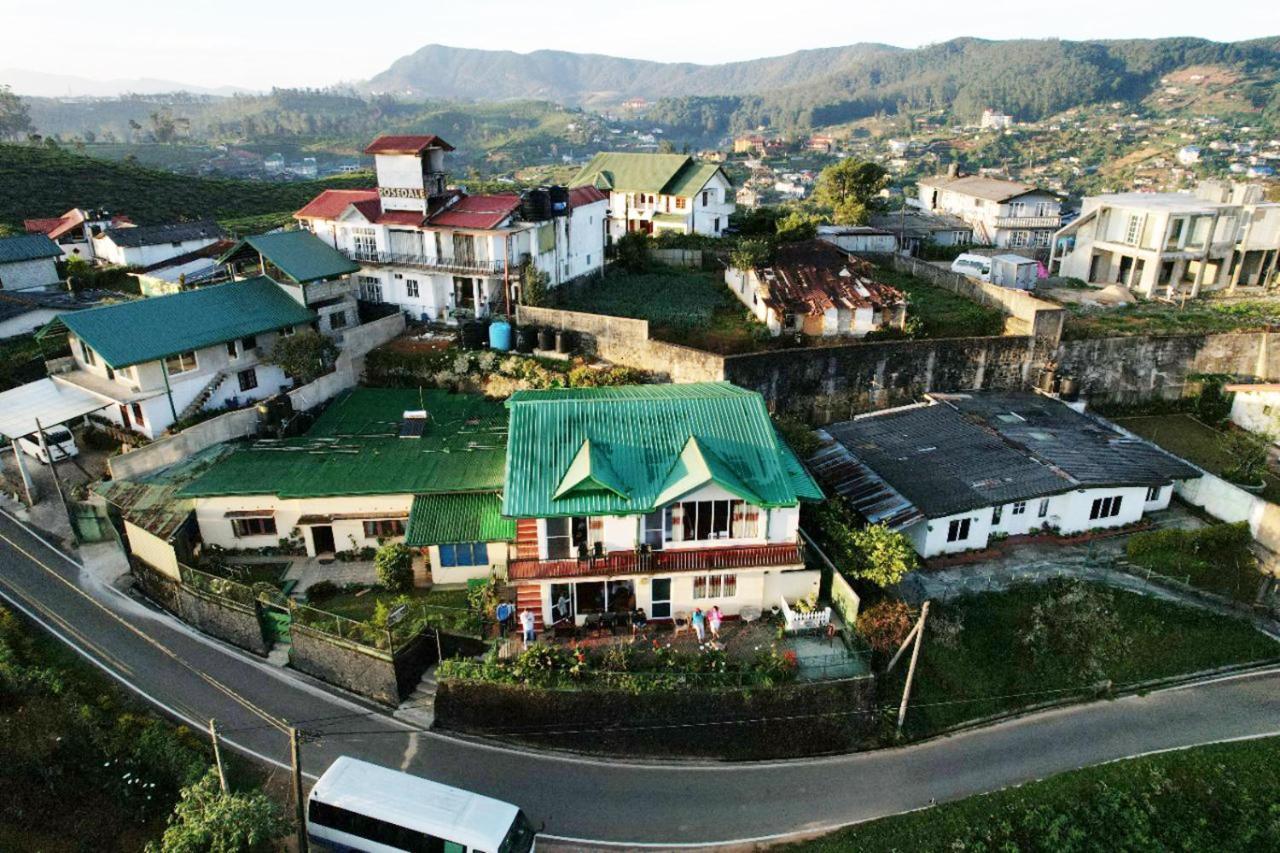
[
  {"x1": 108, "y1": 313, "x2": 405, "y2": 480},
  {"x1": 516, "y1": 305, "x2": 725, "y2": 383}
]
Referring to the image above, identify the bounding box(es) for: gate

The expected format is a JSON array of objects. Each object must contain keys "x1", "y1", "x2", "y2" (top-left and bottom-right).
[{"x1": 259, "y1": 597, "x2": 293, "y2": 646}]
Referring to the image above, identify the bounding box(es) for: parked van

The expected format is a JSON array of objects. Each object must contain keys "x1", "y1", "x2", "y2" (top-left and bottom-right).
[
  {"x1": 17, "y1": 425, "x2": 79, "y2": 464},
  {"x1": 950, "y1": 253, "x2": 992, "y2": 281}
]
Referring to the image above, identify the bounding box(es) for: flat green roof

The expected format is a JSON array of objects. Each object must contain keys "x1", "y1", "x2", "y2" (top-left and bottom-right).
[
  {"x1": 219, "y1": 230, "x2": 360, "y2": 284},
  {"x1": 48, "y1": 277, "x2": 315, "y2": 368},
  {"x1": 503, "y1": 382, "x2": 822, "y2": 518},
  {"x1": 180, "y1": 388, "x2": 508, "y2": 499},
  {"x1": 405, "y1": 492, "x2": 514, "y2": 546}
]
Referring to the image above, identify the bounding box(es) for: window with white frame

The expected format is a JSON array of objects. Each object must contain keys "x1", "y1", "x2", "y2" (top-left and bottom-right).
[
  {"x1": 992, "y1": 505, "x2": 1003, "y2": 525},
  {"x1": 1089, "y1": 495, "x2": 1124, "y2": 520},
  {"x1": 439, "y1": 542, "x2": 486, "y2": 566},
  {"x1": 1038, "y1": 498, "x2": 1050, "y2": 518},
  {"x1": 79, "y1": 339, "x2": 97, "y2": 366},
  {"x1": 351, "y1": 228, "x2": 377, "y2": 257},
  {"x1": 237, "y1": 368, "x2": 258, "y2": 392},
  {"x1": 358, "y1": 275, "x2": 382, "y2": 303},
  {"x1": 1011, "y1": 501, "x2": 1027, "y2": 515},
  {"x1": 1145, "y1": 485, "x2": 1163, "y2": 502},
  {"x1": 165, "y1": 350, "x2": 197, "y2": 375},
  {"x1": 1010, "y1": 230, "x2": 1030, "y2": 247},
  {"x1": 946, "y1": 518, "x2": 972, "y2": 542},
  {"x1": 692, "y1": 573, "x2": 737, "y2": 599},
  {"x1": 678, "y1": 499, "x2": 749, "y2": 541},
  {"x1": 1124, "y1": 214, "x2": 1143, "y2": 245}
]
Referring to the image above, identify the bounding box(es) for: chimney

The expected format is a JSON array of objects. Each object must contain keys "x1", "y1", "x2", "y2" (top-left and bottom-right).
[{"x1": 947, "y1": 163, "x2": 960, "y2": 179}]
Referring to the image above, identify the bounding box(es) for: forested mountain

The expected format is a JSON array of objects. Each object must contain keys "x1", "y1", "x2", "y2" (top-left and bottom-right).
[
  {"x1": 647, "y1": 37, "x2": 1280, "y2": 134},
  {"x1": 362, "y1": 43, "x2": 901, "y2": 104}
]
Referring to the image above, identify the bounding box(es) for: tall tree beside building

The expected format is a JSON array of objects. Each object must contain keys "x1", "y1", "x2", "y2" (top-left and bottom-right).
[
  {"x1": 814, "y1": 159, "x2": 887, "y2": 225},
  {"x1": 0, "y1": 85, "x2": 33, "y2": 141}
]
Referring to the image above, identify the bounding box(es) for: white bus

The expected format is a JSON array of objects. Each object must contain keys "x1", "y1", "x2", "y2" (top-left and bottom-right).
[{"x1": 307, "y1": 757, "x2": 538, "y2": 853}]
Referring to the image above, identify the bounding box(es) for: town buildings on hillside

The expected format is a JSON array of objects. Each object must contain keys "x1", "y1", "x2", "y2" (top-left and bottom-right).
[
  {"x1": 296, "y1": 135, "x2": 607, "y2": 323},
  {"x1": 24, "y1": 207, "x2": 132, "y2": 262},
  {"x1": 1051, "y1": 182, "x2": 1280, "y2": 297},
  {"x1": 917, "y1": 169, "x2": 1062, "y2": 249},
  {"x1": 725, "y1": 240, "x2": 906, "y2": 339},
  {"x1": 810, "y1": 392, "x2": 1197, "y2": 558},
  {"x1": 569, "y1": 151, "x2": 735, "y2": 239}
]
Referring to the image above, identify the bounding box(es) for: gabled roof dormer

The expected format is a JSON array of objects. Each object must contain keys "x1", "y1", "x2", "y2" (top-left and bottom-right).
[
  {"x1": 654, "y1": 435, "x2": 763, "y2": 507},
  {"x1": 553, "y1": 439, "x2": 629, "y2": 501}
]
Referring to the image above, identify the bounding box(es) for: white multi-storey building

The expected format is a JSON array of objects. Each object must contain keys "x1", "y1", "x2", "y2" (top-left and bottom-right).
[
  {"x1": 1051, "y1": 182, "x2": 1280, "y2": 298},
  {"x1": 569, "y1": 151, "x2": 735, "y2": 240},
  {"x1": 295, "y1": 135, "x2": 606, "y2": 323},
  {"x1": 917, "y1": 169, "x2": 1061, "y2": 249}
]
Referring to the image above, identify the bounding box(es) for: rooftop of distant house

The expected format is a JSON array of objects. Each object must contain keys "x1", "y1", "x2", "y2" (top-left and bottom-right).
[
  {"x1": 24, "y1": 208, "x2": 132, "y2": 241},
  {"x1": 98, "y1": 220, "x2": 224, "y2": 248},
  {"x1": 0, "y1": 233, "x2": 62, "y2": 265},
  {"x1": 749, "y1": 240, "x2": 904, "y2": 317},
  {"x1": 179, "y1": 387, "x2": 508, "y2": 500},
  {"x1": 811, "y1": 392, "x2": 1199, "y2": 524},
  {"x1": 569, "y1": 152, "x2": 728, "y2": 197},
  {"x1": 503, "y1": 382, "x2": 821, "y2": 519},
  {"x1": 918, "y1": 173, "x2": 1055, "y2": 202}
]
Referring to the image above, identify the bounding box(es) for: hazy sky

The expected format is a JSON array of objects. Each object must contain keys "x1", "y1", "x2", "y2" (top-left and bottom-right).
[{"x1": 2, "y1": 0, "x2": 1278, "y2": 90}]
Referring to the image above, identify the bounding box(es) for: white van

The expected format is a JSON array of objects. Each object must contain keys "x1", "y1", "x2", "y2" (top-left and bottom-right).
[
  {"x1": 307, "y1": 757, "x2": 538, "y2": 852},
  {"x1": 17, "y1": 425, "x2": 79, "y2": 464},
  {"x1": 950, "y1": 253, "x2": 992, "y2": 281}
]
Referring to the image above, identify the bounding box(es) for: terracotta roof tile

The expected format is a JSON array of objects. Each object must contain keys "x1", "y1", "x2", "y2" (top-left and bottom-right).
[
  {"x1": 294, "y1": 189, "x2": 379, "y2": 220},
  {"x1": 363, "y1": 135, "x2": 455, "y2": 155},
  {"x1": 429, "y1": 194, "x2": 521, "y2": 230}
]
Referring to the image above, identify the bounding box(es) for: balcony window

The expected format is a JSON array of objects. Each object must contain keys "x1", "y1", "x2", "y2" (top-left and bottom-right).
[
  {"x1": 678, "y1": 499, "x2": 747, "y2": 541},
  {"x1": 643, "y1": 508, "x2": 669, "y2": 549},
  {"x1": 165, "y1": 350, "x2": 197, "y2": 376},
  {"x1": 351, "y1": 228, "x2": 377, "y2": 257},
  {"x1": 546, "y1": 516, "x2": 589, "y2": 559}
]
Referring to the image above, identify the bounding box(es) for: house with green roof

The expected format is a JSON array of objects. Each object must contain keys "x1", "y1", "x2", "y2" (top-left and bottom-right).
[
  {"x1": 569, "y1": 152, "x2": 734, "y2": 240},
  {"x1": 38, "y1": 276, "x2": 316, "y2": 438},
  {"x1": 179, "y1": 388, "x2": 514, "y2": 584},
  {"x1": 0, "y1": 233, "x2": 62, "y2": 292},
  {"x1": 502, "y1": 382, "x2": 820, "y2": 630}
]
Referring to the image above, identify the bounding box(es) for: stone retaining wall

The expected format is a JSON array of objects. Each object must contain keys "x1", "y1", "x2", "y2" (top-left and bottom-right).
[{"x1": 175, "y1": 586, "x2": 270, "y2": 656}]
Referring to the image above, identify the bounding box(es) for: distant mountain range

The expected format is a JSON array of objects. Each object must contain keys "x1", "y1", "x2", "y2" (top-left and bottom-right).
[
  {"x1": 362, "y1": 43, "x2": 902, "y2": 104},
  {"x1": 0, "y1": 68, "x2": 254, "y2": 98}
]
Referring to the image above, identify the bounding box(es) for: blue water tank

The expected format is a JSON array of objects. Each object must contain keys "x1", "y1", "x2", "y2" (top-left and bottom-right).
[{"x1": 488, "y1": 319, "x2": 513, "y2": 352}]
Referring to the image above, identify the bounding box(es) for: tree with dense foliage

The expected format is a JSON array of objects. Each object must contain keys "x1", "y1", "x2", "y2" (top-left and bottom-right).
[
  {"x1": 814, "y1": 159, "x2": 887, "y2": 224},
  {"x1": 729, "y1": 237, "x2": 773, "y2": 272},
  {"x1": 774, "y1": 209, "x2": 824, "y2": 243},
  {"x1": 0, "y1": 85, "x2": 32, "y2": 141},
  {"x1": 267, "y1": 330, "x2": 337, "y2": 384},
  {"x1": 519, "y1": 259, "x2": 549, "y2": 307},
  {"x1": 850, "y1": 523, "x2": 917, "y2": 587},
  {"x1": 1019, "y1": 579, "x2": 1129, "y2": 683},
  {"x1": 375, "y1": 542, "x2": 414, "y2": 593},
  {"x1": 147, "y1": 769, "x2": 287, "y2": 853},
  {"x1": 614, "y1": 232, "x2": 651, "y2": 273}
]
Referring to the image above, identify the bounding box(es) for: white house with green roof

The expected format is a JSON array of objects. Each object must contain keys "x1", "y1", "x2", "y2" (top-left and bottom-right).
[
  {"x1": 179, "y1": 389, "x2": 513, "y2": 585},
  {"x1": 569, "y1": 152, "x2": 735, "y2": 240},
  {"x1": 502, "y1": 382, "x2": 821, "y2": 630},
  {"x1": 38, "y1": 277, "x2": 315, "y2": 438}
]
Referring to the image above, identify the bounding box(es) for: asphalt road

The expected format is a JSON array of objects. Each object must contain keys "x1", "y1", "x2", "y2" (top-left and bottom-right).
[{"x1": 2, "y1": 509, "x2": 1280, "y2": 848}]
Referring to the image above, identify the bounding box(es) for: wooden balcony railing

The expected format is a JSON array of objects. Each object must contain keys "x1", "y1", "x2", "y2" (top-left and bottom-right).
[
  {"x1": 343, "y1": 248, "x2": 510, "y2": 277},
  {"x1": 508, "y1": 541, "x2": 804, "y2": 581}
]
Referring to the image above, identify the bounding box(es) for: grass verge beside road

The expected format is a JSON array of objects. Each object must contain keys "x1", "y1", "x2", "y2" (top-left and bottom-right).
[
  {"x1": 888, "y1": 581, "x2": 1279, "y2": 739},
  {"x1": 787, "y1": 735, "x2": 1280, "y2": 852}
]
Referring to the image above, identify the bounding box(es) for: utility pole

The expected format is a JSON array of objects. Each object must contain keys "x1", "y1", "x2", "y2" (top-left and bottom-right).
[
  {"x1": 290, "y1": 726, "x2": 309, "y2": 853},
  {"x1": 896, "y1": 601, "x2": 930, "y2": 735},
  {"x1": 208, "y1": 718, "x2": 228, "y2": 794},
  {"x1": 34, "y1": 417, "x2": 67, "y2": 512}
]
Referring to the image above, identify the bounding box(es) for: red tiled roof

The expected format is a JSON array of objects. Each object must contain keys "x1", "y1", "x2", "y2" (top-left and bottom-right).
[
  {"x1": 376, "y1": 210, "x2": 426, "y2": 226},
  {"x1": 25, "y1": 208, "x2": 86, "y2": 240},
  {"x1": 567, "y1": 186, "x2": 607, "y2": 208},
  {"x1": 294, "y1": 189, "x2": 379, "y2": 220},
  {"x1": 363, "y1": 135, "x2": 455, "y2": 155},
  {"x1": 429, "y1": 194, "x2": 521, "y2": 230},
  {"x1": 24, "y1": 216, "x2": 66, "y2": 235}
]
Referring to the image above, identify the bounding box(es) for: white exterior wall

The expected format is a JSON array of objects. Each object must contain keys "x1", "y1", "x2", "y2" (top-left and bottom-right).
[
  {"x1": 0, "y1": 256, "x2": 60, "y2": 291},
  {"x1": 690, "y1": 172, "x2": 735, "y2": 237},
  {"x1": 373, "y1": 153, "x2": 429, "y2": 213},
  {"x1": 94, "y1": 236, "x2": 220, "y2": 268},
  {"x1": 124, "y1": 520, "x2": 181, "y2": 579},
  {"x1": 194, "y1": 494, "x2": 414, "y2": 554},
  {"x1": 1230, "y1": 390, "x2": 1280, "y2": 440},
  {"x1": 428, "y1": 541, "x2": 511, "y2": 585}
]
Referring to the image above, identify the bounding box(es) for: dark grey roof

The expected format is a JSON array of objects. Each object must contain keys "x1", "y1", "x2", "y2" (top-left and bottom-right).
[
  {"x1": 808, "y1": 435, "x2": 925, "y2": 531},
  {"x1": 0, "y1": 288, "x2": 116, "y2": 325},
  {"x1": 819, "y1": 392, "x2": 1198, "y2": 520},
  {"x1": 0, "y1": 233, "x2": 62, "y2": 264},
  {"x1": 102, "y1": 220, "x2": 223, "y2": 248}
]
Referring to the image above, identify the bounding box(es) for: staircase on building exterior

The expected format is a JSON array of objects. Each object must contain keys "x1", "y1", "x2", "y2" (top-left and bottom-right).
[
  {"x1": 175, "y1": 370, "x2": 227, "y2": 424},
  {"x1": 515, "y1": 583, "x2": 544, "y2": 631}
]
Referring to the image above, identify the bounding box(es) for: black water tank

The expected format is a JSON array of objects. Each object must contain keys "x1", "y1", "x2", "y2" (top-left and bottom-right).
[
  {"x1": 459, "y1": 320, "x2": 487, "y2": 350},
  {"x1": 537, "y1": 327, "x2": 555, "y2": 351},
  {"x1": 516, "y1": 325, "x2": 537, "y2": 353},
  {"x1": 522, "y1": 189, "x2": 551, "y2": 221},
  {"x1": 549, "y1": 185, "x2": 569, "y2": 215},
  {"x1": 555, "y1": 329, "x2": 576, "y2": 354}
]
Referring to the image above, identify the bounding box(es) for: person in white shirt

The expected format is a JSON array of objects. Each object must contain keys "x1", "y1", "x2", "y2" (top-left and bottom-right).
[{"x1": 520, "y1": 608, "x2": 536, "y2": 644}]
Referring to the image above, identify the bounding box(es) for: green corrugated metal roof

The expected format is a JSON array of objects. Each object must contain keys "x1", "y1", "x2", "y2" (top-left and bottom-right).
[
  {"x1": 503, "y1": 382, "x2": 822, "y2": 518},
  {"x1": 0, "y1": 233, "x2": 62, "y2": 264},
  {"x1": 405, "y1": 492, "x2": 514, "y2": 546},
  {"x1": 664, "y1": 162, "x2": 727, "y2": 198},
  {"x1": 53, "y1": 277, "x2": 315, "y2": 368},
  {"x1": 219, "y1": 231, "x2": 360, "y2": 284},
  {"x1": 569, "y1": 152, "x2": 694, "y2": 195},
  {"x1": 179, "y1": 388, "x2": 507, "y2": 499}
]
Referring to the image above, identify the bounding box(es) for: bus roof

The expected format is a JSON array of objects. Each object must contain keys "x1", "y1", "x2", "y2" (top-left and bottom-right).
[{"x1": 311, "y1": 757, "x2": 519, "y2": 850}]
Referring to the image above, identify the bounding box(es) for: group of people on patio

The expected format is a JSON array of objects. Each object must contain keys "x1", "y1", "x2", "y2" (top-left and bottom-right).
[{"x1": 493, "y1": 596, "x2": 725, "y2": 647}]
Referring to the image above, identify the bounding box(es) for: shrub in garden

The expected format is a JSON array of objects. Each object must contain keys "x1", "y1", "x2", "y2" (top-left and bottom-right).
[
  {"x1": 856, "y1": 599, "x2": 915, "y2": 654},
  {"x1": 147, "y1": 768, "x2": 288, "y2": 853},
  {"x1": 267, "y1": 330, "x2": 338, "y2": 384},
  {"x1": 1018, "y1": 579, "x2": 1129, "y2": 683},
  {"x1": 615, "y1": 232, "x2": 651, "y2": 272},
  {"x1": 374, "y1": 542, "x2": 414, "y2": 593},
  {"x1": 1222, "y1": 428, "x2": 1273, "y2": 485},
  {"x1": 306, "y1": 580, "x2": 338, "y2": 602}
]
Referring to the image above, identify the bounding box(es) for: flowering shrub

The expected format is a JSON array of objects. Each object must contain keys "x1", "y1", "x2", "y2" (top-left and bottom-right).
[{"x1": 856, "y1": 600, "x2": 915, "y2": 654}]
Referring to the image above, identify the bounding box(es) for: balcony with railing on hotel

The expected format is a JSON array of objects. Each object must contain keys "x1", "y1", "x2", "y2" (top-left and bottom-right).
[
  {"x1": 342, "y1": 248, "x2": 512, "y2": 277},
  {"x1": 508, "y1": 540, "x2": 805, "y2": 581},
  {"x1": 993, "y1": 216, "x2": 1062, "y2": 230}
]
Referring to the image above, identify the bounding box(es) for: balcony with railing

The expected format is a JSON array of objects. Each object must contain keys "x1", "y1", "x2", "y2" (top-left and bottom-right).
[
  {"x1": 343, "y1": 248, "x2": 510, "y2": 277},
  {"x1": 993, "y1": 216, "x2": 1062, "y2": 230},
  {"x1": 508, "y1": 541, "x2": 804, "y2": 581}
]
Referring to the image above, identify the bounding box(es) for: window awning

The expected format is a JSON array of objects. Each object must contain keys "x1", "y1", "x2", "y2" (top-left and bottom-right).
[
  {"x1": 224, "y1": 509, "x2": 277, "y2": 519},
  {"x1": 0, "y1": 378, "x2": 111, "y2": 441}
]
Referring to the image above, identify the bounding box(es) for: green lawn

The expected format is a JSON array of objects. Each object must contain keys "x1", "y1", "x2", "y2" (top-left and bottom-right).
[
  {"x1": 315, "y1": 586, "x2": 470, "y2": 621},
  {"x1": 555, "y1": 265, "x2": 771, "y2": 354},
  {"x1": 871, "y1": 266, "x2": 1005, "y2": 339},
  {"x1": 1063, "y1": 298, "x2": 1280, "y2": 340},
  {"x1": 1125, "y1": 522, "x2": 1262, "y2": 602},
  {"x1": 787, "y1": 736, "x2": 1280, "y2": 852},
  {"x1": 1115, "y1": 413, "x2": 1280, "y2": 503},
  {"x1": 304, "y1": 585, "x2": 479, "y2": 637},
  {"x1": 889, "y1": 582, "x2": 1278, "y2": 739}
]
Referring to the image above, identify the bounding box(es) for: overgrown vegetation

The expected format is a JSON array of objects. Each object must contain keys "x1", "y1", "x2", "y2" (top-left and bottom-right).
[
  {"x1": 1126, "y1": 521, "x2": 1261, "y2": 602},
  {"x1": 872, "y1": 265, "x2": 1005, "y2": 339},
  {"x1": 889, "y1": 580, "x2": 1278, "y2": 738},
  {"x1": 267, "y1": 329, "x2": 338, "y2": 384},
  {"x1": 788, "y1": 736, "x2": 1280, "y2": 852},
  {"x1": 1062, "y1": 298, "x2": 1280, "y2": 340},
  {"x1": 1115, "y1": 414, "x2": 1280, "y2": 503},
  {"x1": 363, "y1": 345, "x2": 649, "y2": 396},
  {"x1": 147, "y1": 769, "x2": 287, "y2": 853}
]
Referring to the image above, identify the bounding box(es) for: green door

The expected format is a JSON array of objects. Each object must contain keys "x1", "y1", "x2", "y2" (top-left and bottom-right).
[{"x1": 260, "y1": 601, "x2": 292, "y2": 646}]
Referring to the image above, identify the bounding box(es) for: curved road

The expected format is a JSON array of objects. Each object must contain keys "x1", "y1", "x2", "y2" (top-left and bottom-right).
[{"x1": 2, "y1": 509, "x2": 1279, "y2": 847}]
